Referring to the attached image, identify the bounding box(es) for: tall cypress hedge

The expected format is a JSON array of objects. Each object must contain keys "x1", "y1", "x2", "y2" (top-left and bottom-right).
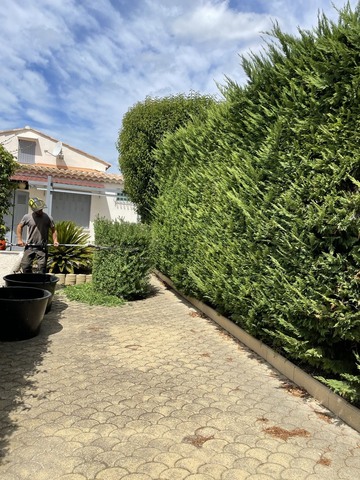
[
  {"x1": 152, "y1": 4, "x2": 360, "y2": 404},
  {"x1": 117, "y1": 93, "x2": 215, "y2": 223}
]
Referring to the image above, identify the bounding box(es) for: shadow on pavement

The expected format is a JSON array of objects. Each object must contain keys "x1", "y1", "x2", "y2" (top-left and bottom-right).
[{"x1": 0, "y1": 295, "x2": 67, "y2": 463}]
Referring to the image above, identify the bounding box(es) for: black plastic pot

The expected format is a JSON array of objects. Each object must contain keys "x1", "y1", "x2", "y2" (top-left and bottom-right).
[
  {"x1": 3, "y1": 273, "x2": 59, "y2": 313},
  {"x1": 0, "y1": 287, "x2": 51, "y2": 340}
]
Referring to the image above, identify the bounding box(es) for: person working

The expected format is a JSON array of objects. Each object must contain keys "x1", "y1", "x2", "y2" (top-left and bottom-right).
[{"x1": 16, "y1": 197, "x2": 59, "y2": 274}]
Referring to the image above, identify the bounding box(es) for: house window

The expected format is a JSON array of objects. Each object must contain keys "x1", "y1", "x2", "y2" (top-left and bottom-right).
[
  {"x1": 116, "y1": 190, "x2": 130, "y2": 202},
  {"x1": 18, "y1": 140, "x2": 35, "y2": 164}
]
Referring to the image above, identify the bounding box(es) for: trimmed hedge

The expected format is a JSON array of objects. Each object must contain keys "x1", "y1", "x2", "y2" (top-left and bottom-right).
[
  {"x1": 152, "y1": 5, "x2": 360, "y2": 404},
  {"x1": 93, "y1": 218, "x2": 153, "y2": 300},
  {"x1": 117, "y1": 92, "x2": 215, "y2": 223}
]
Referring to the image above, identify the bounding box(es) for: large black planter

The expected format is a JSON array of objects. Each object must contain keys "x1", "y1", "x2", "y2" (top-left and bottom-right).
[
  {"x1": 0, "y1": 287, "x2": 51, "y2": 340},
  {"x1": 3, "y1": 273, "x2": 59, "y2": 313}
]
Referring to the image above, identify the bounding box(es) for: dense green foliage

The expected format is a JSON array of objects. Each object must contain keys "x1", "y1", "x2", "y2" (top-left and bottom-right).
[
  {"x1": 47, "y1": 221, "x2": 93, "y2": 273},
  {"x1": 152, "y1": 4, "x2": 360, "y2": 404},
  {"x1": 93, "y1": 218, "x2": 153, "y2": 300},
  {"x1": 117, "y1": 92, "x2": 215, "y2": 222},
  {"x1": 63, "y1": 282, "x2": 125, "y2": 307},
  {"x1": 0, "y1": 144, "x2": 18, "y2": 234}
]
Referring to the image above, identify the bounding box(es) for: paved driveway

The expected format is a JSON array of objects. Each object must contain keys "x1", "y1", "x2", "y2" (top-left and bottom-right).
[{"x1": 0, "y1": 276, "x2": 359, "y2": 479}]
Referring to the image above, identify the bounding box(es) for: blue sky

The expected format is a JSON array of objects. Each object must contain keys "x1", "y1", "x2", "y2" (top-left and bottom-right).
[{"x1": 0, "y1": 0, "x2": 357, "y2": 172}]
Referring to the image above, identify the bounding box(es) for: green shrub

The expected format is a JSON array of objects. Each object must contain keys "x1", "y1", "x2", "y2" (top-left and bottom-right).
[
  {"x1": 47, "y1": 221, "x2": 93, "y2": 273},
  {"x1": 93, "y1": 219, "x2": 153, "y2": 300},
  {"x1": 0, "y1": 144, "x2": 18, "y2": 229}
]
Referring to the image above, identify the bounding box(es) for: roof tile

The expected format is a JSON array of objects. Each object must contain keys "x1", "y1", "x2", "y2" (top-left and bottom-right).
[{"x1": 11, "y1": 164, "x2": 124, "y2": 185}]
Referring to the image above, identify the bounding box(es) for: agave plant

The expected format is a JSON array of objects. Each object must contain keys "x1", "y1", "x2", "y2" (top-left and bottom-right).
[{"x1": 47, "y1": 221, "x2": 93, "y2": 274}]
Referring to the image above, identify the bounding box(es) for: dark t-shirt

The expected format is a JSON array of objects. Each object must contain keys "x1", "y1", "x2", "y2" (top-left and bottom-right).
[{"x1": 20, "y1": 212, "x2": 55, "y2": 245}]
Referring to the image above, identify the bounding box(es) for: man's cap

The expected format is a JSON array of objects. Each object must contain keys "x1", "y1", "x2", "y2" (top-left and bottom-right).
[{"x1": 29, "y1": 197, "x2": 46, "y2": 212}]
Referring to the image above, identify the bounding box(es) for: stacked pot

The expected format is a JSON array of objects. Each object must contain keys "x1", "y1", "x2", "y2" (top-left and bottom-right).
[{"x1": 0, "y1": 273, "x2": 59, "y2": 341}]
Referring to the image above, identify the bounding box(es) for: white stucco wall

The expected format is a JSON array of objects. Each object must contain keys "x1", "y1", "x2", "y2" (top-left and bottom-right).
[
  {"x1": 89, "y1": 192, "x2": 138, "y2": 240},
  {"x1": 24, "y1": 187, "x2": 138, "y2": 242},
  {"x1": 0, "y1": 128, "x2": 109, "y2": 171},
  {"x1": 2, "y1": 127, "x2": 139, "y2": 245}
]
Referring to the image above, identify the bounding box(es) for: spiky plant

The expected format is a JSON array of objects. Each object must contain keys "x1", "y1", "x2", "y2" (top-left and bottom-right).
[{"x1": 47, "y1": 221, "x2": 93, "y2": 274}]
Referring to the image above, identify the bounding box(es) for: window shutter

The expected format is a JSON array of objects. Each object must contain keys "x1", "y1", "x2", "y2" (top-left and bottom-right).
[{"x1": 18, "y1": 140, "x2": 35, "y2": 164}]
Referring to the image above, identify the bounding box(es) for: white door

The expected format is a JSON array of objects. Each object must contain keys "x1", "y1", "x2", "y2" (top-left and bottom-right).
[{"x1": 52, "y1": 192, "x2": 91, "y2": 228}]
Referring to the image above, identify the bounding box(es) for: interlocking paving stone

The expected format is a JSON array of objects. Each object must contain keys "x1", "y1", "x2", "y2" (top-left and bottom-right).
[{"x1": 0, "y1": 275, "x2": 359, "y2": 479}]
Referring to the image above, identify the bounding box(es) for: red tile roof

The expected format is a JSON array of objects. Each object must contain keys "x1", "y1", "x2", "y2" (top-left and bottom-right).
[{"x1": 11, "y1": 164, "x2": 124, "y2": 188}]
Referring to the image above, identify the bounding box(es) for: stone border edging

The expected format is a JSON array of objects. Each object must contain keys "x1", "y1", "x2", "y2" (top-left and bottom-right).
[
  {"x1": 155, "y1": 270, "x2": 360, "y2": 433},
  {"x1": 55, "y1": 273, "x2": 92, "y2": 286}
]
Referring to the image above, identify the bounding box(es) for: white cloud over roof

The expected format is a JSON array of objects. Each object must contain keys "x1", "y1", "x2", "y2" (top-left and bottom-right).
[{"x1": 0, "y1": 0, "x2": 356, "y2": 171}]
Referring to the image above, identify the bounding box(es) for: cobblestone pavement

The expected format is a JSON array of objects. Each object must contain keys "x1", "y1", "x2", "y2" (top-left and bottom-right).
[
  {"x1": 0, "y1": 252, "x2": 22, "y2": 286},
  {"x1": 0, "y1": 275, "x2": 359, "y2": 480}
]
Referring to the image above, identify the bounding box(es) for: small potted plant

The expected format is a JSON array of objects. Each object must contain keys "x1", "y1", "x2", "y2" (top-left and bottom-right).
[
  {"x1": 46, "y1": 220, "x2": 93, "y2": 285},
  {"x1": 0, "y1": 224, "x2": 9, "y2": 250}
]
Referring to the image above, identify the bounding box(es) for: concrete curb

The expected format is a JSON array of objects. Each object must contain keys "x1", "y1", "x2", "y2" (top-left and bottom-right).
[{"x1": 155, "y1": 270, "x2": 360, "y2": 433}]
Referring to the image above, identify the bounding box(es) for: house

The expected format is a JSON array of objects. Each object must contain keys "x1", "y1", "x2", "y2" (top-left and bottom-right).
[{"x1": 0, "y1": 126, "x2": 138, "y2": 249}]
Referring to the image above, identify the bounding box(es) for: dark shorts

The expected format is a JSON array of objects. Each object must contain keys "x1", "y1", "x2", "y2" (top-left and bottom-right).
[{"x1": 21, "y1": 247, "x2": 47, "y2": 274}]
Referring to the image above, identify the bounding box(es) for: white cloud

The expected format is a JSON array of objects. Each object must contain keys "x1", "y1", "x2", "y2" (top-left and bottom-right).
[
  {"x1": 0, "y1": 0, "x2": 357, "y2": 171},
  {"x1": 172, "y1": 1, "x2": 272, "y2": 43},
  {"x1": 25, "y1": 109, "x2": 54, "y2": 125}
]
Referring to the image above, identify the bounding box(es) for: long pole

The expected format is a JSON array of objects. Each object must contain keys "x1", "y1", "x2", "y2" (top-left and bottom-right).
[{"x1": 5, "y1": 242, "x2": 113, "y2": 250}]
